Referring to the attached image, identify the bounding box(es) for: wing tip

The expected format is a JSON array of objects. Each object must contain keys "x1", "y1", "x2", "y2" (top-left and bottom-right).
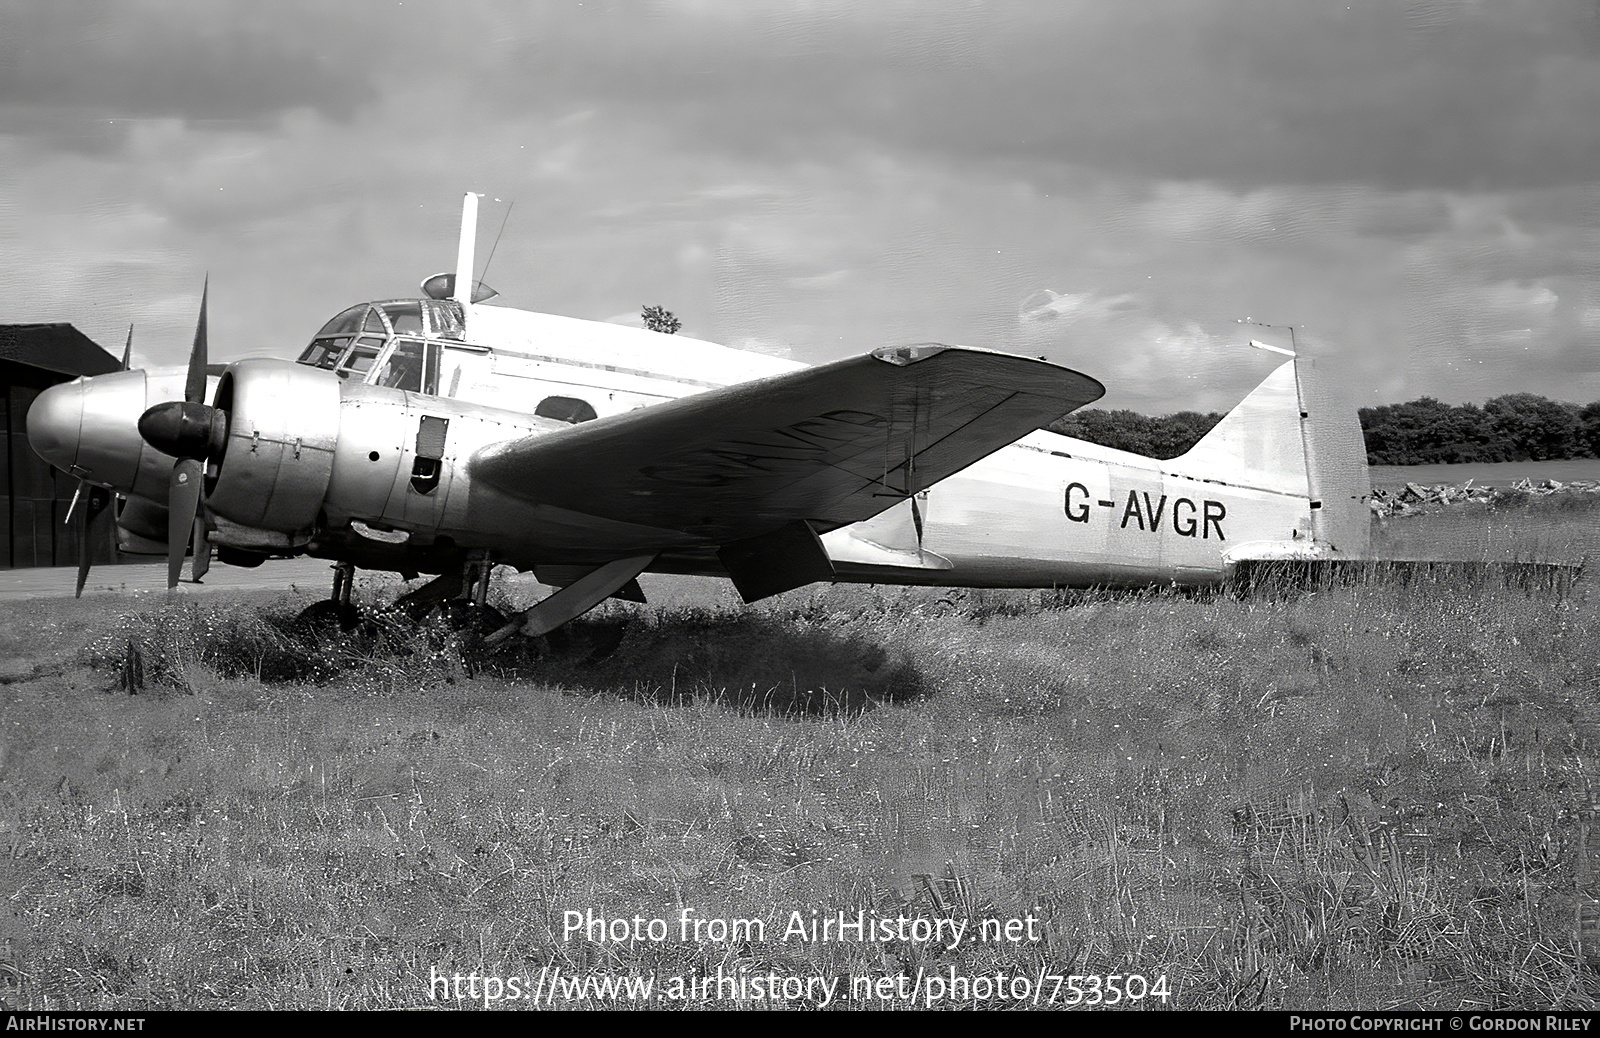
[{"x1": 872, "y1": 341, "x2": 1106, "y2": 408}]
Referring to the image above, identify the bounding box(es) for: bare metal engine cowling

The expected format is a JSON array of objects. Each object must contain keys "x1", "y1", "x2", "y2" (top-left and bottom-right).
[{"x1": 205, "y1": 359, "x2": 341, "y2": 533}]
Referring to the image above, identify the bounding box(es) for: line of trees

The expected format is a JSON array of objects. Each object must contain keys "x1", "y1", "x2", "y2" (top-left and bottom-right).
[
  {"x1": 1358, "y1": 394, "x2": 1600, "y2": 465},
  {"x1": 1046, "y1": 409, "x2": 1224, "y2": 460},
  {"x1": 1045, "y1": 393, "x2": 1600, "y2": 465}
]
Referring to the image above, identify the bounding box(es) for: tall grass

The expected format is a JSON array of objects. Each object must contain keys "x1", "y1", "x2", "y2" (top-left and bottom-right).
[
  {"x1": 0, "y1": 514, "x2": 1596, "y2": 1009},
  {"x1": 1372, "y1": 487, "x2": 1600, "y2": 564}
]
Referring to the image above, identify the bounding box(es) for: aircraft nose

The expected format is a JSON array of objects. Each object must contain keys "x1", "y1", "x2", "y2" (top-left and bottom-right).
[{"x1": 26, "y1": 379, "x2": 85, "y2": 474}]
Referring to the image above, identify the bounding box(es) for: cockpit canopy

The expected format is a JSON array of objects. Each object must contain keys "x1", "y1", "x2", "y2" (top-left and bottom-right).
[{"x1": 296, "y1": 299, "x2": 466, "y2": 392}]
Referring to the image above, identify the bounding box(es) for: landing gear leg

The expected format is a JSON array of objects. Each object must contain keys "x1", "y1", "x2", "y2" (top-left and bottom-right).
[
  {"x1": 443, "y1": 552, "x2": 505, "y2": 632},
  {"x1": 332, "y1": 560, "x2": 355, "y2": 610},
  {"x1": 424, "y1": 554, "x2": 507, "y2": 670},
  {"x1": 465, "y1": 551, "x2": 494, "y2": 608}
]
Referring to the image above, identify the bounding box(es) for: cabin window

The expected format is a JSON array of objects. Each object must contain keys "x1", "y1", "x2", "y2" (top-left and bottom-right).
[{"x1": 535, "y1": 396, "x2": 598, "y2": 425}]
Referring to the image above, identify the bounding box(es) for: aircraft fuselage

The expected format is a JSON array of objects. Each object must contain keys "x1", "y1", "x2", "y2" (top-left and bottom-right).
[{"x1": 28, "y1": 294, "x2": 1364, "y2": 596}]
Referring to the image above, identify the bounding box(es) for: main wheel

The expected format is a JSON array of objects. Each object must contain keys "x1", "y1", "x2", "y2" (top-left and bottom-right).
[
  {"x1": 288, "y1": 599, "x2": 360, "y2": 639},
  {"x1": 421, "y1": 601, "x2": 511, "y2": 674}
]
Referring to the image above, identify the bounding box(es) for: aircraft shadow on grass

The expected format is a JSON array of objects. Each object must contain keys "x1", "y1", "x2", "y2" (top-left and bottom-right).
[
  {"x1": 105, "y1": 605, "x2": 931, "y2": 714},
  {"x1": 520, "y1": 613, "x2": 929, "y2": 714}
]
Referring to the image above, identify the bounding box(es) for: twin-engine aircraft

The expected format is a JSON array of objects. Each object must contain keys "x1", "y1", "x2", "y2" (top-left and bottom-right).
[{"x1": 26, "y1": 194, "x2": 1371, "y2": 641}]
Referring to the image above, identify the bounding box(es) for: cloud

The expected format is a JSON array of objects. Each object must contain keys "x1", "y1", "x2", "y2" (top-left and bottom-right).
[
  {"x1": 1015, "y1": 288, "x2": 1272, "y2": 412},
  {"x1": 727, "y1": 336, "x2": 795, "y2": 359},
  {"x1": 1410, "y1": 276, "x2": 1600, "y2": 401},
  {"x1": 1019, "y1": 289, "x2": 1140, "y2": 324},
  {"x1": 425, "y1": 1, "x2": 1600, "y2": 193},
  {"x1": 0, "y1": 2, "x2": 379, "y2": 142},
  {"x1": 12, "y1": 1, "x2": 1600, "y2": 195},
  {"x1": 4, "y1": 0, "x2": 1599, "y2": 415}
]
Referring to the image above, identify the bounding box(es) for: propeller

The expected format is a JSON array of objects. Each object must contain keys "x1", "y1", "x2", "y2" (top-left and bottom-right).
[
  {"x1": 63, "y1": 324, "x2": 135, "y2": 597},
  {"x1": 135, "y1": 280, "x2": 224, "y2": 589}
]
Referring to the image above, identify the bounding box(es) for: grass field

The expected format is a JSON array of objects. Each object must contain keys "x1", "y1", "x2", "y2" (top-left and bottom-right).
[
  {"x1": 1371, "y1": 490, "x2": 1600, "y2": 565},
  {"x1": 1, "y1": 497, "x2": 1598, "y2": 1010}
]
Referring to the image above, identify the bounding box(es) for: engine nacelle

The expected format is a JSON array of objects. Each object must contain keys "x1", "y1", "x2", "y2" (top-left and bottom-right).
[{"x1": 206, "y1": 359, "x2": 341, "y2": 532}]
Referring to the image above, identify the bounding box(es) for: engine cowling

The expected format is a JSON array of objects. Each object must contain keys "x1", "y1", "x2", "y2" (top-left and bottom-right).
[{"x1": 205, "y1": 359, "x2": 341, "y2": 532}]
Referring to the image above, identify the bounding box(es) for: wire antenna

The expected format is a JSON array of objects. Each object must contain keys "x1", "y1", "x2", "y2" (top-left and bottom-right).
[{"x1": 479, "y1": 199, "x2": 514, "y2": 286}]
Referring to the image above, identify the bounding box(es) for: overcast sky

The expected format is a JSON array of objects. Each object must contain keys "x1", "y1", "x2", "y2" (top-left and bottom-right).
[{"x1": 4, "y1": 0, "x2": 1599, "y2": 413}]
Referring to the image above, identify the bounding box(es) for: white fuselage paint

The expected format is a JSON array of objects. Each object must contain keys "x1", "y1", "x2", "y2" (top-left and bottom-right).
[{"x1": 849, "y1": 433, "x2": 1312, "y2": 587}]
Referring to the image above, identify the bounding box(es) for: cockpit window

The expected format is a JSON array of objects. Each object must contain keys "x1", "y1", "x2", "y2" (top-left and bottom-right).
[
  {"x1": 375, "y1": 339, "x2": 428, "y2": 392},
  {"x1": 300, "y1": 305, "x2": 370, "y2": 370},
  {"x1": 422, "y1": 299, "x2": 465, "y2": 340},
  {"x1": 298, "y1": 338, "x2": 346, "y2": 369},
  {"x1": 337, "y1": 336, "x2": 384, "y2": 380},
  {"x1": 381, "y1": 301, "x2": 425, "y2": 336},
  {"x1": 299, "y1": 299, "x2": 452, "y2": 385},
  {"x1": 535, "y1": 396, "x2": 598, "y2": 424},
  {"x1": 315, "y1": 305, "x2": 368, "y2": 338}
]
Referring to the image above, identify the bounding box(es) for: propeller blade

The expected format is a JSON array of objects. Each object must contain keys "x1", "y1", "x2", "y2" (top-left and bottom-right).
[
  {"x1": 167, "y1": 459, "x2": 203, "y2": 589},
  {"x1": 185, "y1": 278, "x2": 208, "y2": 404},
  {"x1": 191, "y1": 515, "x2": 211, "y2": 583},
  {"x1": 73, "y1": 484, "x2": 91, "y2": 597},
  {"x1": 122, "y1": 324, "x2": 133, "y2": 371},
  {"x1": 74, "y1": 486, "x2": 113, "y2": 599}
]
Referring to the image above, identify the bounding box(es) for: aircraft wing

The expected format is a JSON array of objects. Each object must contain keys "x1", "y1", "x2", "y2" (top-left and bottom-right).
[{"x1": 470, "y1": 344, "x2": 1104, "y2": 544}]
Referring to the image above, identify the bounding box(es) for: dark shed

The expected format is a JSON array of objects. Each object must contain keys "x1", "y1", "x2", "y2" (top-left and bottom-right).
[{"x1": 0, "y1": 324, "x2": 121, "y2": 568}]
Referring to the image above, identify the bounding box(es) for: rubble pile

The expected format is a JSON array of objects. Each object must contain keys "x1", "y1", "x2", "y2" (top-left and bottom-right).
[{"x1": 1370, "y1": 477, "x2": 1600, "y2": 518}]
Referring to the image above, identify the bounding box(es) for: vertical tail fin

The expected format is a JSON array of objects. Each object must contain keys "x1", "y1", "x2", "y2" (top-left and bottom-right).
[{"x1": 1173, "y1": 358, "x2": 1370, "y2": 558}]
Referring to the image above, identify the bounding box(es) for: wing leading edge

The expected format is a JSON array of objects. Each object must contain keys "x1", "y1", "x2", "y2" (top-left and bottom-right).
[{"x1": 470, "y1": 344, "x2": 1104, "y2": 547}]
